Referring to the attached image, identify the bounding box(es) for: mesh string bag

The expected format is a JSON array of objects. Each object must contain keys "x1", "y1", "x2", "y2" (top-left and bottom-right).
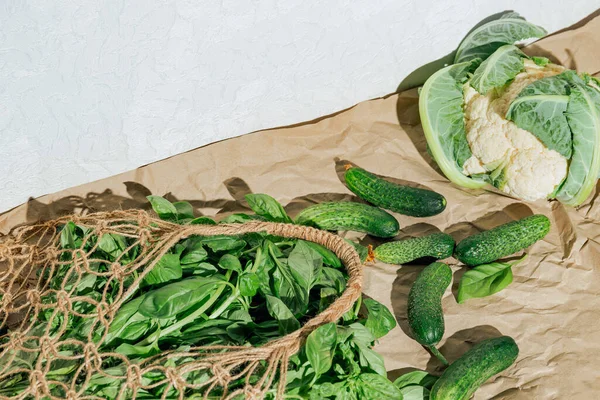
[{"x1": 0, "y1": 210, "x2": 363, "y2": 399}]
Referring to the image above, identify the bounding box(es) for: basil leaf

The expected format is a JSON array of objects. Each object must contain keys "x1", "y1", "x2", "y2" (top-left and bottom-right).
[
  {"x1": 70, "y1": 272, "x2": 96, "y2": 293},
  {"x1": 270, "y1": 243, "x2": 308, "y2": 315},
  {"x1": 239, "y1": 272, "x2": 260, "y2": 296},
  {"x1": 226, "y1": 322, "x2": 253, "y2": 343},
  {"x1": 104, "y1": 296, "x2": 146, "y2": 345},
  {"x1": 316, "y1": 267, "x2": 346, "y2": 293},
  {"x1": 118, "y1": 319, "x2": 154, "y2": 343},
  {"x1": 244, "y1": 193, "x2": 292, "y2": 223},
  {"x1": 116, "y1": 327, "x2": 161, "y2": 358},
  {"x1": 255, "y1": 245, "x2": 275, "y2": 297},
  {"x1": 364, "y1": 298, "x2": 396, "y2": 339},
  {"x1": 180, "y1": 248, "x2": 208, "y2": 266},
  {"x1": 179, "y1": 237, "x2": 208, "y2": 265},
  {"x1": 88, "y1": 365, "x2": 127, "y2": 387},
  {"x1": 457, "y1": 256, "x2": 526, "y2": 303},
  {"x1": 303, "y1": 241, "x2": 342, "y2": 268},
  {"x1": 201, "y1": 235, "x2": 247, "y2": 252},
  {"x1": 241, "y1": 232, "x2": 268, "y2": 248},
  {"x1": 286, "y1": 362, "x2": 316, "y2": 393},
  {"x1": 355, "y1": 342, "x2": 386, "y2": 376},
  {"x1": 319, "y1": 287, "x2": 338, "y2": 312},
  {"x1": 335, "y1": 325, "x2": 354, "y2": 344},
  {"x1": 219, "y1": 213, "x2": 255, "y2": 224},
  {"x1": 268, "y1": 240, "x2": 284, "y2": 258},
  {"x1": 305, "y1": 323, "x2": 337, "y2": 377},
  {"x1": 97, "y1": 233, "x2": 128, "y2": 261},
  {"x1": 400, "y1": 385, "x2": 430, "y2": 400},
  {"x1": 393, "y1": 370, "x2": 438, "y2": 390},
  {"x1": 147, "y1": 195, "x2": 177, "y2": 221},
  {"x1": 143, "y1": 254, "x2": 182, "y2": 286},
  {"x1": 309, "y1": 381, "x2": 342, "y2": 398},
  {"x1": 265, "y1": 295, "x2": 300, "y2": 335},
  {"x1": 218, "y1": 254, "x2": 242, "y2": 272},
  {"x1": 47, "y1": 355, "x2": 78, "y2": 377},
  {"x1": 223, "y1": 309, "x2": 252, "y2": 322},
  {"x1": 355, "y1": 373, "x2": 403, "y2": 399},
  {"x1": 190, "y1": 216, "x2": 217, "y2": 225},
  {"x1": 347, "y1": 322, "x2": 376, "y2": 346},
  {"x1": 173, "y1": 201, "x2": 194, "y2": 220},
  {"x1": 124, "y1": 325, "x2": 160, "y2": 353},
  {"x1": 60, "y1": 222, "x2": 78, "y2": 249},
  {"x1": 272, "y1": 264, "x2": 308, "y2": 316},
  {"x1": 173, "y1": 243, "x2": 186, "y2": 256},
  {"x1": 138, "y1": 276, "x2": 223, "y2": 319},
  {"x1": 329, "y1": 385, "x2": 359, "y2": 400},
  {"x1": 288, "y1": 240, "x2": 323, "y2": 290},
  {"x1": 180, "y1": 319, "x2": 231, "y2": 339},
  {"x1": 188, "y1": 262, "x2": 218, "y2": 277}
]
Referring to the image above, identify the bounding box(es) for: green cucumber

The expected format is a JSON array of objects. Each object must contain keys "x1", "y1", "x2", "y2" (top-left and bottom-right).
[
  {"x1": 374, "y1": 233, "x2": 455, "y2": 264},
  {"x1": 344, "y1": 166, "x2": 447, "y2": 217},
  {"x1": 295, "y1": 201, "x2": 400, "y2": 238},
  {"x1": 407, "y1": 262, "x2": 453, "y2": 365},
  {"x1": 455, "y1": 214, "x2": 550, "y2": 266},
  {"x1": 430, "y1": 336, "x2": 519, "y2": 400}
]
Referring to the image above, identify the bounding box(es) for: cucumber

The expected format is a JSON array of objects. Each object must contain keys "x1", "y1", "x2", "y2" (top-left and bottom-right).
[
  {"x1": 344, "y1": 166, "x2": 447, "y2": 217},
  {"x1": 407, "y1": 262, "x2": 453, "y2": 365},
  {"x1": 430, "y1": 336, "x2": 519, "y2": 400},
  {"x1": 374, "y1": 233, "x2": 454, "y2": 264},
  {"x1": 295, "y1": 202, "x2": 400, "y2": 238},
  {"x1": 455, "y1": 214, "x2": 550, "y2": 266}
]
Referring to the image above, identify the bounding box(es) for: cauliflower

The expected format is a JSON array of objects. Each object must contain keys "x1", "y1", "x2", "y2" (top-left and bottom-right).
[
  {"x1": 503, "y1": 150, "x2": 567, "y2": 200},
  {"x1": 461, "y1": 60, "x2": 568, "y2": 201},
  {"x1": 420, "y1": 28, "x2": 600, "y2": 206}
]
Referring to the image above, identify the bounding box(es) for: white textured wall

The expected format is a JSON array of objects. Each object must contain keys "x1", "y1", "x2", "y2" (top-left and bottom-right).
[{"x1": 1, "y1": 1, "x2": 598, "y2": 212}]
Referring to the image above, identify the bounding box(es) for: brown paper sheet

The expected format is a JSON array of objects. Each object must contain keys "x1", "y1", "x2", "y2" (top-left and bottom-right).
[{"x1": 3, "y1": 12, "x2": 600, "y2": 400}]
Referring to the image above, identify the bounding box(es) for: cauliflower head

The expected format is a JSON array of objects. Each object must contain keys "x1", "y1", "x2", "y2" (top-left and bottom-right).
[
  {"x1": 420, "y1": 13, "x2": 600, "y2": 207},
  {"x1": 461, "y1": 60, "x2": 568, "y2": 201}
]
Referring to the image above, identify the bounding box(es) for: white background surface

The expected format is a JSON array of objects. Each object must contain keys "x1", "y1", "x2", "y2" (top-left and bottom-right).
[{"x1": 1, "y1": 1, "x2": 599, "y2": 212}]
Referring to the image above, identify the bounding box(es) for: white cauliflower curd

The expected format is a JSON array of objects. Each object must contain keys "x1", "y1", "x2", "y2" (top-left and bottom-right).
[{"x1": 461, "y1": 60, "x2": 568, "y2": 201}]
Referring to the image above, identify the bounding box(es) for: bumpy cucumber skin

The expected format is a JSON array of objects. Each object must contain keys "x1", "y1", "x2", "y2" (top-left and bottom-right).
[
  {"x1": 295, "y1": 201, "x2": 400, "y2": 238},
  {"x1": 407, "y1": 262, "x2": 452, "y2": 346},
  {"x1": 430, "y1": 336, "x2": 519, "y2": 400},
  {"x1": 455, "y1": 214, "x2": 550, "y2": 266},
  {"x1": 374, "y1": 233, "x2": 455, "y2": 265},
  {"x1": 344, "y1": 167, "x2": 447, "y2": 217}
]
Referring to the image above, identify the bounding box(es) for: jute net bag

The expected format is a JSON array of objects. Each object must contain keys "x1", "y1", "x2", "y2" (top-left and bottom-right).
[{"x1": 0, "y1": 210, "x2": 363, "y2": 400}]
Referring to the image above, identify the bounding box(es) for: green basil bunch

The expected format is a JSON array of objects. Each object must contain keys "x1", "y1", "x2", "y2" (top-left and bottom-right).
[{"x1": 0, "y1": 194, "x2": 398, "y2": 399}]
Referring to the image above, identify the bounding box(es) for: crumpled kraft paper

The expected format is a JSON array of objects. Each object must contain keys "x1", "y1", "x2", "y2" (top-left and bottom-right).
[{"x1": 2, "y1": 11, "x2": 600, "y2": 400}]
